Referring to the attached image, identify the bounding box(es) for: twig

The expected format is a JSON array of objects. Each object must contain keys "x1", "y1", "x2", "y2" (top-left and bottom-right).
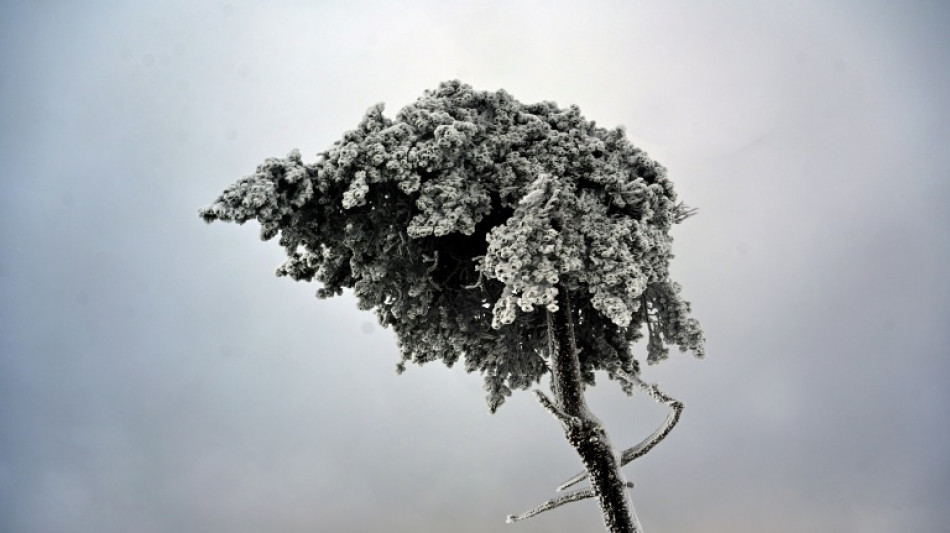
[{"x1": 534, "y1": 390, "x2": 581, "y2": 430}]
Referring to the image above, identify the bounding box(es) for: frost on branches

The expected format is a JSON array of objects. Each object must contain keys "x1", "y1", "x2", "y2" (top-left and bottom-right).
[{"x1": 200, "y1": 80, "x2": 704, "y2": 412}]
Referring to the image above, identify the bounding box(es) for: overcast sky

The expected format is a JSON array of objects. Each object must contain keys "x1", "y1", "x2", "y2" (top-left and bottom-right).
[{"x1": 1, "y1": 1, "x2": 948, "y2": 532}]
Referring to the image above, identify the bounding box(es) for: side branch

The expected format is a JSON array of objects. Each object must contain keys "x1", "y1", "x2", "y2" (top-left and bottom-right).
[
  {"x1": 506, "y1": 482, "x2": 634, "y2": 524},
  {"x1": 534, "y1": 389, "x2": 582, "y2": 429},
  {"x1": 616, "y1": 370, "x2": 680, "y2": 406},
  {"x1": 614, "y1": 369, "x2": 684, "y2": 466},
  {"x1": 558, "y1": 370, "x2": 684, "y2": 492},
  {"x1": 507, "y1": 487, "x2": 595, "y2": 524}
]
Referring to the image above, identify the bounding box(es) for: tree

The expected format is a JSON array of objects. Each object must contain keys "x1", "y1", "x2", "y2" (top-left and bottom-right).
[{"x1": 200, "y1": 80, "x2": 704, "y2": 533}]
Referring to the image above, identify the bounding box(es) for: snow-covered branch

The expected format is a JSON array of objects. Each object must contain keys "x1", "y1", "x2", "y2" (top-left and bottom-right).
[
  {"x1": 558, "y1": 370, "x2": 684, "y2": 492},
  {"x1": 506, "y1": 482, "x2": 634, "y2": 524}
]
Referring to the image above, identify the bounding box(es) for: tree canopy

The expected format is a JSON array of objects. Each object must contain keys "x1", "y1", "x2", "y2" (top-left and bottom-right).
[{"x1": 200, "y1": 80, "x2": 704, "y2": 412}]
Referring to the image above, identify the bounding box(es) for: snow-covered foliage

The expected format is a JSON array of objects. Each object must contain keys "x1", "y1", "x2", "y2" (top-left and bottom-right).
[{"x1": 200, "y1": 80, "x2": 704, "y2": 411}]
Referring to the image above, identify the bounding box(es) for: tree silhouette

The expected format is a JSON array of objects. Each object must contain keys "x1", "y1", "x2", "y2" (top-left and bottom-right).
[{"x1": 200, "y1": 80, "x2": 704, "y2": 533}]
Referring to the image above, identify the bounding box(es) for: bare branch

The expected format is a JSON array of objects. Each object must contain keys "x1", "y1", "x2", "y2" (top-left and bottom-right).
[
  {"x1": 672, "y1": 202, "x2": 699, "y2": 223},
  {"x1": 557, "y1": 370, "x2": 684, "y2": 492},
  {"x1": 556, "y1": 470, "x2": 589, "y2": 493},
  {"x1": 615, "y1": 369, "x2": 680, "y2": 406},
  {"x1": 612, "y1": 370, "x2": 684, "y2": 468},
  {"x1": 462, "y1": 268, "x2": 484, "y2": 289},
  {"x1": 506, "y1": 482, "x2": 634, "y2": 524},
  {"x1": 534, "y1": 389, "x2": 580, "y2": 429},
  {"x1": 507, "y1": 487, "x2": 595, "y2": 524}
]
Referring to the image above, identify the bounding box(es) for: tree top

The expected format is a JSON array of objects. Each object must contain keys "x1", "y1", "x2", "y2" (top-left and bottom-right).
[{"x1": 201, "y1": 80, "x2": 704, "y2": 411}]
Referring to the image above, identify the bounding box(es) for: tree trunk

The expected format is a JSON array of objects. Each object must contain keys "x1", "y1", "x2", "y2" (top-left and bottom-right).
[{"x1": 549, "y1": 291, "x2": 642, "y2": 533}]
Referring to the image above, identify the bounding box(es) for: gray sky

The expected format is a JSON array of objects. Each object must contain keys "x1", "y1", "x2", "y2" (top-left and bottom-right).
[{"x1": 2, "y1": 1, "x2": 948, "y2": 532}]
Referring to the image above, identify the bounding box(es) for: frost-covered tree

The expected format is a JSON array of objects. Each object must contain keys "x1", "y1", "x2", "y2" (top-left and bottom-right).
[{"x1": 200, "y1": 80, "x2": 704, "y2": 533}]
